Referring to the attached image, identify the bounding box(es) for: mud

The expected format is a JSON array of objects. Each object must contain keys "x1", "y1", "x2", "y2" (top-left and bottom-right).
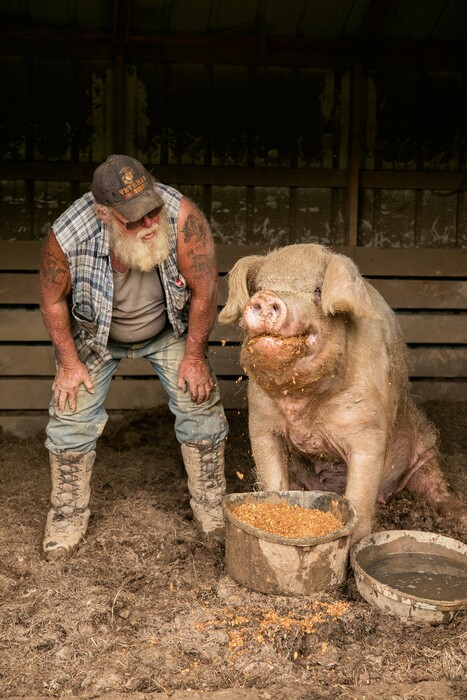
[{"x1": 0, "y1": 401, "x2": 466, "y2": 699}]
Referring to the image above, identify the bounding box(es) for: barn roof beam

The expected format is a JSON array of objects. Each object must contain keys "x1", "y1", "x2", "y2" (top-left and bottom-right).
[{"x1": 1, "y1": 28, "x2": 466, "y2": 70}]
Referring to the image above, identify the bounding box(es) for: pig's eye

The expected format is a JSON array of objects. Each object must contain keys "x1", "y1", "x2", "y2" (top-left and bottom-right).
[{"x1": 314, "y1": 286, "x2": 322, "y2": 301}]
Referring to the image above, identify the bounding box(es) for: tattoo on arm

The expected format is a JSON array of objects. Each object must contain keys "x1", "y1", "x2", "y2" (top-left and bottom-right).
[
  {"x1": 183, "y1": 213, "x2": 208, "y2": 244},
  {"x1": 189, "y1": 253, "x2": 213, "y2": 274},
  {"x1": 42, "y1": 251, "x2": 68, "y2": 285}
]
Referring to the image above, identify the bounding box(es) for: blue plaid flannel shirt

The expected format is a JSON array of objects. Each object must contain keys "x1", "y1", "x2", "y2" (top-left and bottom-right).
[{"x1": 52, "y1": 183, "x2": 190, "y2": 373}]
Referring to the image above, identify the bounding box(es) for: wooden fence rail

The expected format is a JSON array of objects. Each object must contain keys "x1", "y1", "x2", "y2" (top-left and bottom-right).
[{"x1": 0, "y1": 242, "x2": 466, "y2": 434}]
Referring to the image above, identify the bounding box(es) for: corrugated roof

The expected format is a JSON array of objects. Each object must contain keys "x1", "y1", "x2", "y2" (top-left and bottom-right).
[
  {"x1": 135, "y1": 0, "x2": 467, "y2": 40},
  {"x1": 1, "y1": 0, "x2": 466, "y2": 41}
]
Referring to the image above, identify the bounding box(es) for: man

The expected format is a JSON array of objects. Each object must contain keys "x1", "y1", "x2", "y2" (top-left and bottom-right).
[{"x1": 39, "y1": 154, "x2": 228, "y2": 561}]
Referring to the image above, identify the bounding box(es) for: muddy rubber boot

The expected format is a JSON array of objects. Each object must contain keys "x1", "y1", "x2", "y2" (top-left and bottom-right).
[
  {"x1": 42, "y1": 450, "x2": 95, "y2": 561},
  {"x1": 181, "y1": 440, "x2": 227, "y2": 543}
]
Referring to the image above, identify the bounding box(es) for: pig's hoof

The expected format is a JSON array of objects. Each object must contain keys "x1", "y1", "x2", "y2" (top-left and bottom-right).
[
  {"x1": 350, "y1": 524, "x2": 372, "y2": 545},
  {"x1": 430, "y1": 500, "x2": 467, "y2": 542},
  {"x1": 437, "y1": 498, "x2": 467, "y2": 529}
]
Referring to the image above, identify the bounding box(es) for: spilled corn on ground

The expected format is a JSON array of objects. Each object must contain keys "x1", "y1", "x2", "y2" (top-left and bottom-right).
[{"x1": 196, "y1": 600, "x2": 350, "y2": 656}]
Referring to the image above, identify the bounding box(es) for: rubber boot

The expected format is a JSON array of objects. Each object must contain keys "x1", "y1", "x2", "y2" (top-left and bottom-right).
[
  {"x1": 42, "y1": 450, "x2": 95, "y2": 561},
  {"x1": 181, "y1": 439, "x2": 227, "y2": 543}
]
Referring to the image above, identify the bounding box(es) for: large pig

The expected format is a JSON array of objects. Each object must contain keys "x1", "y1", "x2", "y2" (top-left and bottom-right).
[{"x1": 218, "y1": 243, "x2": 467, "y2": 542}]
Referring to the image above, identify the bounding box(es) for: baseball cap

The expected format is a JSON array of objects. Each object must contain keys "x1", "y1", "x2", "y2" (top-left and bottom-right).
[{"x1": 91, "y1": 155, "x2": 164, "y2": 222}]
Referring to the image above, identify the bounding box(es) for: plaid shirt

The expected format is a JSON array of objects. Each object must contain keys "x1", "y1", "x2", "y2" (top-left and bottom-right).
[{"x1": 53, "y1": 184, "x2": 190, "y2": 373}]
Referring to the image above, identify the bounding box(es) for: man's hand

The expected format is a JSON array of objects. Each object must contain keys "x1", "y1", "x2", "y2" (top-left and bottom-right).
[
  {"x1": 177, "y1": 356, "x2": 215, "y2": 404},
  {"x1": 52, "y1": 361, "x2": 95, "y2": 413},
  {"x1": 40, "y1": 229, "x2": 93, "y2": 413},
  {"x1": 175, "y1": 198, "x2": 219, "y2": 405}
]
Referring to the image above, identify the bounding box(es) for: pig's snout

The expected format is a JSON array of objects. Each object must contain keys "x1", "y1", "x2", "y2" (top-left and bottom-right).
[{"x1": 244, "y1": 291, "x2": 286, "y2": 333}]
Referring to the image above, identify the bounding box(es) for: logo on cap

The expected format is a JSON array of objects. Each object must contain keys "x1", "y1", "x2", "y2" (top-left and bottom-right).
[
  {"x1": 118, "y1": 167, "x2": 150, "y2": 201},
  {"x1": 120, "y1": 166, "x2": 135, "y2": 185}
]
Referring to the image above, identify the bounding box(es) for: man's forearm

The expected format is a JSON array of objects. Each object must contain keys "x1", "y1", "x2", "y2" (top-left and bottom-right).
[
  {"x1": 184, "y1": 293, "x2": 217, "y2": 359},
  {"x1": 41, "y1": 302, "x2": 81, "y2": 368}
]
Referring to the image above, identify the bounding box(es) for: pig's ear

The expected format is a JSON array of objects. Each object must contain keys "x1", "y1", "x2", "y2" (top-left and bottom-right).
[
  {"x1": 218, "y1": 255, "x2": 264, "y2": 324},
  {"x1": 321, "y1": 254, "x2": 380, "y2": 319}
]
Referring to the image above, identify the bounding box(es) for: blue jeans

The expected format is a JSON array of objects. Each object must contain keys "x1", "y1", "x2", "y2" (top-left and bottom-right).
[{"x1": 45, "y1": 328, "x2": 228, "y2": 455}]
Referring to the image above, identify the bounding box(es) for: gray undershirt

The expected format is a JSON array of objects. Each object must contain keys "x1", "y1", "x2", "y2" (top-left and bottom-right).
[{"x1": 109, "y1": 267, "x2": 168, "y2": 343}]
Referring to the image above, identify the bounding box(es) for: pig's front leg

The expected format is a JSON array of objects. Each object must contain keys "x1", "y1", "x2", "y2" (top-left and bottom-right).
[
  {"x1": 250, "y1": 429, "x2": 290, "y2": 491},
  {"x1": 344, "y1": 445, "x2": 386, "y2": 542},
  {"x1": 248, "y1": 385, "x2": 290, "y2": 490}
]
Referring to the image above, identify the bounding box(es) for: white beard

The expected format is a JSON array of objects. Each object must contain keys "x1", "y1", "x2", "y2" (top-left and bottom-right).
[{"x1": 107, "y1": 212, "x2": 171, "y2": 272}]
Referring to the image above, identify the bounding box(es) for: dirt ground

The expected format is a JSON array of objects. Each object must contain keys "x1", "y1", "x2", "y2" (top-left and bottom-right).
[{"x1": 0, "y1": 401, "x2": 466, "y2": 700}]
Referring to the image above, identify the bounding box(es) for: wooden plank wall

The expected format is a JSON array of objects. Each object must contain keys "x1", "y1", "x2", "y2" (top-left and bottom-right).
[{"x1": 0, "y1": 242, "x2": 466, "y2": 435}]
